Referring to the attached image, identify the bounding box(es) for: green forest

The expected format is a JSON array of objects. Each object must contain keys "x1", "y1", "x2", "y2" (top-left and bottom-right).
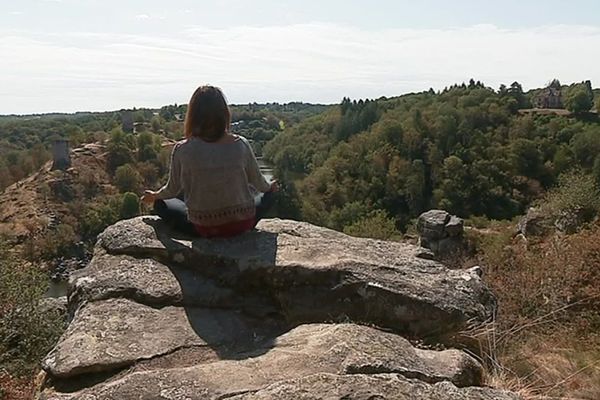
[
  {"x1": 2, "y1": 80, "x2": 599, "y2": 238},
  {"x1": 264, "y1": 80, "x2": 600, "y2": 234}
]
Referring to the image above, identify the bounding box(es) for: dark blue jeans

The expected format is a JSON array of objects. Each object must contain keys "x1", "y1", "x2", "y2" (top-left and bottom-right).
[{"x1": 154, "y1": 192, "x2": 275, "y2": 236}]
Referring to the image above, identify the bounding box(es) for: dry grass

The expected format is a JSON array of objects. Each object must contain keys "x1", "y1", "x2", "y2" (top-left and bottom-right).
[
  {"x1": 466, "y1": 314, "x2": 600, "y2": 399},
  {"x1": 0, "y1": 370, "x2": 35, "y2": 400},
  {"x1": 0, "y1": 143, "x2": 113, "y2": 243},
  {"x1": 465, "y1": 221, "x2": 600, "y2": 399}
]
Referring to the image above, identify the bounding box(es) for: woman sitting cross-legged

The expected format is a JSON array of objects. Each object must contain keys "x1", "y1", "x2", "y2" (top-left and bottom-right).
[{"x1": 141, "y1": 85, "x2": 278, "y2": 238}]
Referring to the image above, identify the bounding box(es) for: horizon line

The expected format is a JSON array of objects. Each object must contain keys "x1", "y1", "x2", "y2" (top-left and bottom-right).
[{"x1": 3, "y1": 79, "x2": 598, "y2": 117}]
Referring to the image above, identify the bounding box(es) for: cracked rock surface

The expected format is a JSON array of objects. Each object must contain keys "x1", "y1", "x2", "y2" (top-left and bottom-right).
[{"x1": 38, "y1": 217, "x2": 519, "y2": 400}]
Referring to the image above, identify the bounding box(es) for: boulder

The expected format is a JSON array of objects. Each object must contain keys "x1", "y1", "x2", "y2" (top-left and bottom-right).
[
  {"x1": 445, "y1": 215, "x2": 465, "y2": 237},
  {"x1": 38, "y1": 296, "x2": 68, "y2": 317},
  {"x1": 516, "y1": 207, "x2": 552, "y2": 237},
  {"x1": 43, "y1": 298, "x2": 284, "y2": 378},
  {"x1": 41, "y1": 324, "x2": 494, "y2": 400},
  {"x1": 68, "y1": 253, "x2": 235, "y2": 310},
  {"x1": 37, "y1": 217, "x2": 518, "y2": 400},
  {"x1": 517, "y1": 206, "x2": 593, "y2": 237},
  {"x1": 90, "y1": 217, "x2": 495, "y2": 338},
  {"x1": 417, "y1": 210, "x2": 465, "y2": 257},
  {"x1": 554, "y1": 206, "x2": 588, "y2": 234},
  {"x1": 437, "y1": 236, "x2": 465, "y2": 256},
  {"x1": 417, "y1": 210, "x2": 451, "y2": 241}
]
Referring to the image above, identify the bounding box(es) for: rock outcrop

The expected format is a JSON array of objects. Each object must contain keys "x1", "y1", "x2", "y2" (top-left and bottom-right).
[
  {"x1": 417, "y1": 210, "x2": 465, "y2": 257},
  {"x1": 38, "y1": 217, "x2": 519, "y2": 400},
  {"x1": 517, "y1": 207, "x2": 552, "y2": 237},
  {"x1": 517, "y1": 206, "x2": 592, "y2": 237}
]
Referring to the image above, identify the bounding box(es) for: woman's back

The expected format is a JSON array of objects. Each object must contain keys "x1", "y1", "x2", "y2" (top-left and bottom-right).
[
  {"x1": 165, "y1": 135, "x2": 271, "y2": 227},
  {"x1": 142, "y1": 85, "x2": 275, "y2": 237}
]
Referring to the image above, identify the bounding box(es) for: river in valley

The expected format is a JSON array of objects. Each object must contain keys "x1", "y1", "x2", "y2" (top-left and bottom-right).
[{"x1": 258, "y1": 158, "x2": 275, "y2": 181}]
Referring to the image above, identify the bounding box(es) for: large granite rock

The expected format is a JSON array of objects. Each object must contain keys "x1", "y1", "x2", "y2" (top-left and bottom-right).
[
  {"x1": 40, "y1": 324, "x2": 515, "y2": 400},
  {"x1": 417, "y1": 210, "x2": 452, "y2": 240},
  {"x1": 554, "y1": 206, "x2": 589, "y2": 234},
  {"x1": 38, "y1": 217, "x2": 518, "y2": 400},
  {"x1": 517, "y1": 206, "x2": 591, "y2": 237},
  {"x1": 68, "y1": 253, "x2": 235, "y2": 310},
  {"x1": 43, "y1": 298, "x2": 283, "y2": 378},
  {"x1": 89, "y1": 217, "x2": 495, "y2": 338},
  {"x1": 231, "y1": 374, "x2": 521, "y2": 400},
  {"x1": 417, "y1": 210, "x2": 465, "y2": 257}
]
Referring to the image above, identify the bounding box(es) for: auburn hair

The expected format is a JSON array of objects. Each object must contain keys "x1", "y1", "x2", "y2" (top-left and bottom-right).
[{"x1": 184, "y1": 85, "x2": 231, "y2": 141}]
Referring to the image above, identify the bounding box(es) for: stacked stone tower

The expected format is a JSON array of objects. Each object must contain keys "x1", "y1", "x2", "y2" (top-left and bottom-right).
[{"x1": 51, "y1": 139, "x2": 71, "y2": 171}]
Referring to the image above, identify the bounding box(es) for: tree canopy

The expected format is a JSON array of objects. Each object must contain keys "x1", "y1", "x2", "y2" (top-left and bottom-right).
[{"x1": 265, "y1": 81, "x2": 599, "y2": 232}]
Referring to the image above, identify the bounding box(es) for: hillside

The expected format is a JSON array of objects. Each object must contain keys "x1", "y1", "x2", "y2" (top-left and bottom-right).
[
  {"x1": 264, "y1": 81, "x2": 600, "y2": 234},
  {"x1": 0, "y1": 102, "x2": 332, "y2": 399},
  {"x1": 0, "y1": 143, "x2": 113, "y2": 240}
]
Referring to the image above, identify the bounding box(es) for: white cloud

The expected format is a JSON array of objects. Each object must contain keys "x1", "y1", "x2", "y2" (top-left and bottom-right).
[
  {"x1": 134, "y1": 13, "x2": 166, "y2": 21},
  {"x1": 1, "y1": 23, "x2": 599, "y2": 113},
  {"x1": 9, "y1": 11, "x2": 24, "y2": 15}
]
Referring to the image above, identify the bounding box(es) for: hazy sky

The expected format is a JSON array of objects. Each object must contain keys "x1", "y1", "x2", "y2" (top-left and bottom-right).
[{"x1": 2, "y1": 0, "x2": 599, "y2": 114}]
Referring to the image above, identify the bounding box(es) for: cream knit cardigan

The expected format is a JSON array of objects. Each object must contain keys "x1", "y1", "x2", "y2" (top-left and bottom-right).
[{"x1": 155, "y1": 135, "x2": 271, "y2": 226}]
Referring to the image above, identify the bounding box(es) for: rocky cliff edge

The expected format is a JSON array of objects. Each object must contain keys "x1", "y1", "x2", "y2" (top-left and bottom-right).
[{"x1": 37, "y1": 216, "x2": 519, "y2": 400}]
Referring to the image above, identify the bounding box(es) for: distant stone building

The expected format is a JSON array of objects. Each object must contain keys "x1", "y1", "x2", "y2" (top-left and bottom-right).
[
  {"x1": 534, "y1": 86, "x2": 563, "y2": 109},
  {"x1": 51, "y1": 139, "x2": 71, "y2": 171},
  {"x1": 121, "y1": 111, "x2": 134, "y2": 133}
]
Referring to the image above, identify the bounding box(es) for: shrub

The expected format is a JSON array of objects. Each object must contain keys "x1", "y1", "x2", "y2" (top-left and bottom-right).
[
  {"x1": 472, "y1": 223, "x2": 600, "y2": 399},
  {"x1": 28, "y1": 223, "x2": 79, "y2": 261},
  {"x1": 106, "y1": 129, "x2": 135, "y2": 173},
  {"x1": 136, "y1": 132, "x2": 160, "y2": 162},
  {"x1": 114, "y1": 163, "x2": 141, "y2": 193},
  {"x1": 136, "y1": 161, "x2": 160, "y2": 187},
  {"x1": 466, "y1": 215, "x2": 492, "y2": 229},
  {"x1": 80, "y1": 197, "x2": 121, "y2": 238},
  {"x1": 79, "y1": 168, "x2": 100, "y2": 198},
  {"x1": 120, "y1": 192, "x2": 140, "y2": 219},
  {"x1": 343, "y1": 209, "x2": 401, "y2": 240},
  {"x1": 539, "y1": 170, "x2": 600, "y2": 223},
  {"x1": 329, "y1": 201, "x2": 369, "y2": 231},
  {"x1": 0, "y1": 239, "x2": 65, "y2": 377}
]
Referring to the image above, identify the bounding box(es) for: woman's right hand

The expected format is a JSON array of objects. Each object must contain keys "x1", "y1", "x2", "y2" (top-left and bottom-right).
[{"x1": 141, "y1": 190, "x2": 158, "y2": 205}]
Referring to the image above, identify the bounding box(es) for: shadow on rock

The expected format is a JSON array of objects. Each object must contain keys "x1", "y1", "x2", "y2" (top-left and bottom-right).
[{"x1": 142, "y1": 217, "x2": 285, "y2": 360}]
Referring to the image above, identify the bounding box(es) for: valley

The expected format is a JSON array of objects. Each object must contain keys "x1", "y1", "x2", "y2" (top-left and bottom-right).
[{"x1": 1, "y1": 81, "x2": 600, "y2": 399}]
